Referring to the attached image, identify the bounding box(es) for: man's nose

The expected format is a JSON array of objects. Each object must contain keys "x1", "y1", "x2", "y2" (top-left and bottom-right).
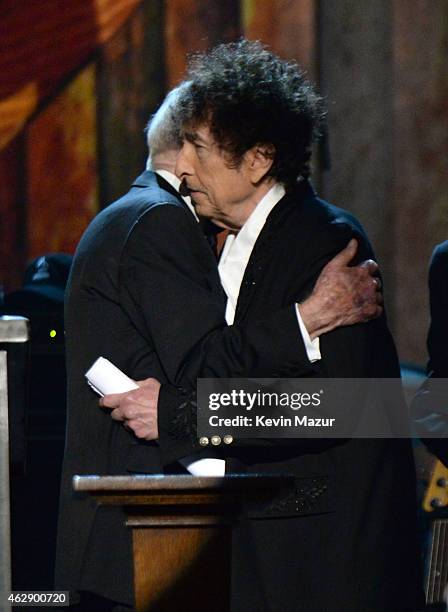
[{"x1": 175, "y1": 143, "x2": 193, "y2": 180}]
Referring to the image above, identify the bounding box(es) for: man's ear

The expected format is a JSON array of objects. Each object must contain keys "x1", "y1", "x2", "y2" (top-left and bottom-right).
[{"x1": 245, "y1": 144, "x2": 275, "y2": 184}]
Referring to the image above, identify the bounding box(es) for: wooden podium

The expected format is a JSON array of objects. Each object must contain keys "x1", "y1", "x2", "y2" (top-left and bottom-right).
[{"x1": 74, "y1": 474, "x2": 290, "y2": 612}]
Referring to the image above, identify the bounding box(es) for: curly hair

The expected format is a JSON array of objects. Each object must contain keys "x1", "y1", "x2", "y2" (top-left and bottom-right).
[{"x1": 178, "y1": 39, "x2": 326, "y2": 188}]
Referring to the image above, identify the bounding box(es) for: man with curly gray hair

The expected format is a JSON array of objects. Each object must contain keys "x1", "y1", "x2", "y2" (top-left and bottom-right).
[
  {"x1": 56, "y1": 68, "x2": 385, "y2": 611},
  {"x1": 171, "y1": 40, "x2": 421, "y2": 611}
]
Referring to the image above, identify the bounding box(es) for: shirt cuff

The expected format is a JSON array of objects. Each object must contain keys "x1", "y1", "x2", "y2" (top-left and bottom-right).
[
  {"x1": 295, "y1": 304, "x2": 321, "y2": 362},
  {"x1": 179, "y1": 457, "x2": 226, "y2": 476}
]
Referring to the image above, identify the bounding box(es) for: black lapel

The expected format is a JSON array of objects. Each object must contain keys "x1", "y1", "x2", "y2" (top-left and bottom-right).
[
  {"x1": 154, "y1": 173, "x2": 183, "y2": 200},
  {"x1": 234, "y1": 181, "x2": 313, "y2": 323},
  {"x1": 234, "y1": 217, "x2": 279, "y2": 323}
]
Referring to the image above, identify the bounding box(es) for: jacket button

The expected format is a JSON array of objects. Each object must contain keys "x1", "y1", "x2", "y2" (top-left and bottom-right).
[
  {"x1": 199, "y1": 436, "x2": 209, "y2": 446},
  {"x1": 211, "y1": 435, "x2": 222, "y2": 446},
  {"x1": 223, "y1": 434, "x2": 233, "y2": 445}
]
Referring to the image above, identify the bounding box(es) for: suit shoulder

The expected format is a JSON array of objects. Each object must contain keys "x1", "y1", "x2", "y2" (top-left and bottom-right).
[
  {"x1": 306, "y1": 196, "x2": 367, "y2": 238},
  {"x1": 431, "y1": 240, "x2": 448, "y2": 268},
  {"x1": 285, "y1": 188, "x2": 372, "y2": 252},
  {"x1": 122, "y1": 197, "x2": 207, "y2": 263},
  {"x1": 270, "y1": 185, "x2": 375, "y2": 266},
  {"x1": 429, "y1": 241, "x2": 448, "y2": 295},
  {"x1": 319, "y1": 198, "x2": 375, "y2": 260},
  {"x1": 79, "y1": 183, "x2": 189, "y2": 242},
  {"x1": 72, "y1": 180, "x2": 195, "y2": 274},
  {"x1": 125, "y1": 199, "x2": 200, "y2": 252},
  {"x1": 101, "y1": 183, "x2": 184, "y2": 223}
]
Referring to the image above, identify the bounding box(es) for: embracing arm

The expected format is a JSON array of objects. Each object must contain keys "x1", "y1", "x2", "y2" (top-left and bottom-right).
[
  {"x1": 159, "y1": 222, "x2": 387, "y2": 461},
  {"x1": 120, "y1": 205, "x2": 314, "y2": 386}
]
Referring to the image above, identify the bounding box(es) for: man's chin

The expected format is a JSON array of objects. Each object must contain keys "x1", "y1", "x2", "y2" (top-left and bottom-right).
[
  {"x1": 191, "y1": 199, "x2": 211, "y2": 217},
  {"x1": 190, "y1": 199, "x2": 228, "y2": 228},
  {"x1": 208, "y1": 216, "x2": 232, "y2": 230}
]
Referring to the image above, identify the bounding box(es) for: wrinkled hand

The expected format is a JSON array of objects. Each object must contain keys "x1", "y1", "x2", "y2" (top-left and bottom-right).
[
  {"x1": 99, "y1": 377, "x2": 161, "y2": 440},
  {"x1": 299, "y1": 238, "x2": 383, "y2": 339}
]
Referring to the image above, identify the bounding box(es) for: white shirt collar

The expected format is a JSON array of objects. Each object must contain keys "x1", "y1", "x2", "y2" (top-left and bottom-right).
[
  {"x1": 154, "y1": 169, "x2": 199, "y2": 222},
  {"x1": 218, "y1": 183, "x2": 286, "y2": 323}
]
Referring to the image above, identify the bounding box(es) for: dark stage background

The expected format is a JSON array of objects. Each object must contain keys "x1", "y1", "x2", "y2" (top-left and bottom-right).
[{"x1": 1, "y1": 0, "x2": 448, "y2": 364}]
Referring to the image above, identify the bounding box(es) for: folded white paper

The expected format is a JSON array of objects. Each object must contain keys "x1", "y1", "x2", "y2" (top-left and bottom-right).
[{"x1": 85, "y1": 356, "x2": 138, "y2": 397}]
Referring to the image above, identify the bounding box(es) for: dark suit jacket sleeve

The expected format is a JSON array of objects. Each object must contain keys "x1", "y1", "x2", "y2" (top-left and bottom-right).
[
  {"x1": 428, "y1": 242, "x2": 448, "y2": 377},
  {"x1": 412, "y1": 242, "x2": 448, "y2": 465},
  {"x1": 158, "y1": 220, "x2": 397, "y2": 464}
]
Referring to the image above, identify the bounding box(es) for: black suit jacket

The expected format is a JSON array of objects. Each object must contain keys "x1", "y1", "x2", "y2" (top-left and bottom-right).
[
  {"x1": 413, "y1": 241, "x2": 448, "y2": 464},
  {"x1": 55, "y1": 171, "x2": 315, "y2": 606},
  {"x1": 217, "y1": 181, "x2": 421, "y2": 612}
]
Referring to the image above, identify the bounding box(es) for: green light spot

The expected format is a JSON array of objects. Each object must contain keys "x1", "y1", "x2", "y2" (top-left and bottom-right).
[{"x1": 49, "y1": 329, "x2": 57, "y2": 338}]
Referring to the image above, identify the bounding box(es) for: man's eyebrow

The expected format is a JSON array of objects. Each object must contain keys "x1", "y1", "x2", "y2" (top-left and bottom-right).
[{"x1": 183, "y1": 131, "x2": 208, "y2": 146}]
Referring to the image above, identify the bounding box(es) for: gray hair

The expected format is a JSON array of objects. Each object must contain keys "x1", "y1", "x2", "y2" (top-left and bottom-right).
[{"x1": 145, "y1": 82, "x2": 189, "y2": 168}]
